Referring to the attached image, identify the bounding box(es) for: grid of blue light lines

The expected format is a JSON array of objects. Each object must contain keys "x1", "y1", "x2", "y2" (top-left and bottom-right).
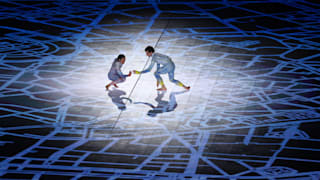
[{"x1": 0, "y1": 0, "x2": 320, "y2": 179}]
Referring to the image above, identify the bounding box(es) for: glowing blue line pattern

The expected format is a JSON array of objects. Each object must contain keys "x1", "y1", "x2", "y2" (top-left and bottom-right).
[{"x1": 0, "y1": 0, "x2": 320, "y2": 179}]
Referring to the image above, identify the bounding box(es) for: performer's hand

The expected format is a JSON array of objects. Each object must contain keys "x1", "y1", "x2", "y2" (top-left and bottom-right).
[
  {"x1": 128, "y1": 71, "x2": 132, "y2": 77},
  {"x1": 133, "y1": 70, "x2": 140, "y2": 74}
]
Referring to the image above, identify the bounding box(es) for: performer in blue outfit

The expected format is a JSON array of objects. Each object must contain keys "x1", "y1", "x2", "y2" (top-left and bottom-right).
[
  {"x1": 106, "y1": 54, "x2": 131, "y2": 90},
  {"x1": 133, "y1": 46, "x2": 190, "y2": 91}
]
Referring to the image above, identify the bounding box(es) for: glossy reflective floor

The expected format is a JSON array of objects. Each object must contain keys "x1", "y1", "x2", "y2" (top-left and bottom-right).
[{"x1": 0, "y1": 0, "x2": 320, "y2": 179}]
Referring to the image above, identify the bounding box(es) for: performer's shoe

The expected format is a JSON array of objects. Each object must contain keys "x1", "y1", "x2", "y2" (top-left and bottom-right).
[
  {"x1": 157, "y1": 87, "x2": 167, "y2": 91},
  {"x1": 184, "y1": 86, "x2": 190, "y2": 90},
  {"x1": 105, "y1": 84, "x2": 110, "y2": 91}
]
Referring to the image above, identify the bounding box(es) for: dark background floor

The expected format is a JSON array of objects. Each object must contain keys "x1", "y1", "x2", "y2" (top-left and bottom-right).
[{"x1": 0, "y1": 0, "x2": 320, "y2": 179}]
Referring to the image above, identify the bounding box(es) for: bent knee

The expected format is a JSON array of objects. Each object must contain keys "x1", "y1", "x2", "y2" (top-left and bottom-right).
[
  {"x1": 169, "y1": 78, "x2": 177, "y2": 83},
  {"x1": 117, "y1": 78, "x2": 125, "y2": 83}
]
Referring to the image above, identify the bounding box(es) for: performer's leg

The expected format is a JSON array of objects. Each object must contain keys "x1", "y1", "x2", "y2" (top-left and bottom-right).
[
  {"x1": 114, "y1": 77, "x2": 126, "y2": 84},
  {"x1": 106, "y1": 75, "x2": 125, "y2": 90},
  {"x1": 154, "y1": 71, "x2": 166, "y2": 91},
  {"x1": 113, "y1": 77, "x2": 126, "y2": 88},
  {"x1": 168, "y1": 70, "x2": 190, "y2": 90},
  {"x1": 106, "y1": 74, "x2": 116, "y2": 90},
  {"x1": 106, "y1": 81, "x2": 115, "y2": 90}
]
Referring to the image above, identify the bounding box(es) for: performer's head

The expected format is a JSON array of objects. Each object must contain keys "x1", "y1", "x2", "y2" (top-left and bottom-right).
[
  {"x1": 145, "y1": 46, "x2": 155, "y2": 57},
  {"x1": 117, "y1": 54, "x2": 126, "y2": 64}
]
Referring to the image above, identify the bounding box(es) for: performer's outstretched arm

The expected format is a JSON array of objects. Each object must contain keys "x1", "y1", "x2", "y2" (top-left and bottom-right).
[{"x1": 135, "y1": 59, "x2": 155, "y2": 74}]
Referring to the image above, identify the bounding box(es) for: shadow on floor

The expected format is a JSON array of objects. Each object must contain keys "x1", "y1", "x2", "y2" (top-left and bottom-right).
[
  {"x1": 107, "y1": 88, "x2": 132, "y2": 111},
  {"x1": 134, "y1": 90, "x2": 188, "y2": 117}
]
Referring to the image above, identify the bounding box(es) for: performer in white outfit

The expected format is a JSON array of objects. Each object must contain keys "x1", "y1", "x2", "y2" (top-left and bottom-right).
[{"x1": 133, "y1": 46, "x2": 190, "y2": 91}]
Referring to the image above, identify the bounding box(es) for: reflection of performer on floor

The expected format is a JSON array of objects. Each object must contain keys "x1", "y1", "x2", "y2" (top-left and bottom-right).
[
  {"x1": 134, "y1": 90, "x2": 187, "y2": 117},
  {"x1": 133, "y1": 46, "x2": 190, "y2": 91},
  {"x1": 108, "y1": 88, "x2": 132, "y2": 111},
  {"x1": 106, "y1": 54, "x2": 131, "y2": 91}
]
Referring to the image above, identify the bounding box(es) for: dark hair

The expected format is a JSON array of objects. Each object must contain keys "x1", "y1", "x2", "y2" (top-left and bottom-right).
[
  {"x1": 145, "y1": 46, "x2": 155, "y2": 53},
  {"x1": 117, "y1": 54, "x2": 125, "y2": 61}
]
